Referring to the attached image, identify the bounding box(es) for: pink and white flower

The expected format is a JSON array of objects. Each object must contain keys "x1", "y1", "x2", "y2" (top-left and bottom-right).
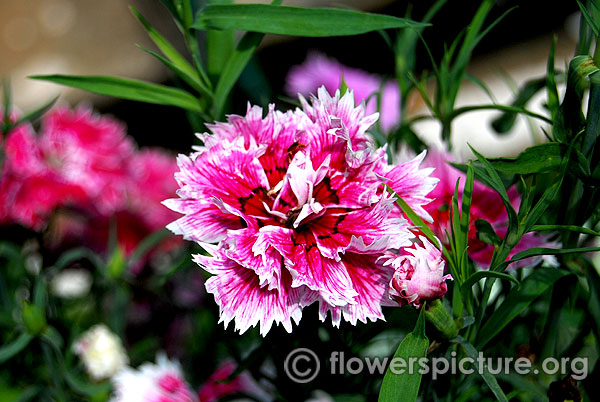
[
  {"x1": 111, "y1": 354, "x2": 197, "y2": 402},
  {"x1": 387, "y1": 236, "x2": 452, "y2": 308},
  {"x1": 165, "y1": 87, "x2": 437, "y2": 335},
  {"x1": 286, "y1": 52, "x2": 401, "y2": 132}
]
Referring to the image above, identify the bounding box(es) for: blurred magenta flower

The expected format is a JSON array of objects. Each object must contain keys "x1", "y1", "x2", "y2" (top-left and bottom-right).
[
  {"x1": 423, "y1": 150, "x2": 558, "y2": 268},
  {"x1": 111, "y1": 354, "x2": 197, "y2": 402},
  {"x1": 286, "y1": 52, "x2": 401, "y2": 132},
  {"x1": 387, "y1": 236, "x2": 452, "y2": 308},
  {"x1": 197, "y1": 361, "x2": 265, "y2": 402},
  {"x1": 39, "y1": 106, "x2": 134, "y2": 213},
  {"x1": 0, "y1": 120, "x2": 88, "y2": 229},
  {"x1": 0, "y1": 105, "x2": 181, "y2": 262},
  {"x1": 165, "y1": 87, "x2": 437, "y2": 335},
  {"x1": 81, "y1": 148, "x2": 182, "y2": 261}
]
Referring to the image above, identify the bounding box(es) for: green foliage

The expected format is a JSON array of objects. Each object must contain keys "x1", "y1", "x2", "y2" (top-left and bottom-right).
[
  {"x1": 379, "y1": 309, "x2": 429, "y2": 402},
  {"x1": 193, "y1": 4, "x2": 427, "y2": 36}
]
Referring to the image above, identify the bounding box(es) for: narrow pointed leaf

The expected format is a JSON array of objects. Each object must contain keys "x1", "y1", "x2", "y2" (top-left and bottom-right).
[
  {"x1": 30, "y1": 75, "x2": 203, "y2": 113},
  {"x1": 130, "y1": 7, "x2": 202, "y2": 84},
  {"x1": 531, "y1": 224, "x2": 600, "y2": 237},
  {"x1": 193, "y1": 4, "x2": 427, "y2": 37},
  {"x1": 379, "y1": 309, "x2": 429, "y2": 402},
  {"x1": 475, "y1": 219, "x2": 502, "y2": 246},
  {"x1": 12, "y1": 96, "x2": 59, "y2": 129},
  {"x1": 469, "y1": 146, "x2": 518, "y2": 241},
  {"x1": 477, "y1": 268, "x2": 571, "y2": 348},
  {"x1": 137, "y1": 45, "x2": 212, "y2": 98},
  {"x1": 454, "y1": 337, "x2": 509, "y2": 402},
  {"x1": 212, "y1": 32, "x2": 263, "y2": 118},
  {"x1": 484, "y1": 143, "x2": 562, "y2": 175},
  {"x1": 491, "y1": 77, "x2": 546, "y2": 134},
  {"x1": 462, "y1": 271, "x2": 519, "y2": 292},
  {"x1": 0, "y1": 333, "x2": 34, "y2": 364}
]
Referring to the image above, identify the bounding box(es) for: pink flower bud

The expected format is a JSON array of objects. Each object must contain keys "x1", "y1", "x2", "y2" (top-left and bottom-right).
[{"x1": 388, "y1": 236, "x2": 452, "y2": 308}]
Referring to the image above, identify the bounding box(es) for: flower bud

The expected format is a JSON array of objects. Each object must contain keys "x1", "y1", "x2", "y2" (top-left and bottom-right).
[
  {"x1": 388, "y1": 236, "x2": 452, "y2": 308},
  {"x1": 22, "y1": 301, "x2": 46, "y2": 335}
]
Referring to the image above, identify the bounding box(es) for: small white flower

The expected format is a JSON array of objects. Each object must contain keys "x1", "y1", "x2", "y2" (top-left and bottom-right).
[
  {"x1": 73, "y1": 324, "x2": 128, "y2": 380},
  {"x1": 50, "y1": 268, "x2": 92, "y2": 298}
]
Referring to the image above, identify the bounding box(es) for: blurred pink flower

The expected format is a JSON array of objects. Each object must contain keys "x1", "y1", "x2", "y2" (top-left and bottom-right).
[
  {"x1": 0, "y1": 105, "x2": 181, "y2": 264},
  {"x1": 111, "y1": 354, "x2": 197, "y2": 402},
  {"x1": 286, "y1": 52, "x2": 401, "y2": 132},
  {"x1": 387, "y1": 236, "x2": 452, "y2": 308},
  {"x1": 165, "y1": 87, "x2": 437, "y2": 334},
  {"x1": 0, "y1": 121, "x2": 87, "y2": 229},
  {"x1": 80, "y1": 148, "x2": 182, "y2": 267},
  {"x1": 423, "y1": 150, "x2": 558, "y2": 268},
  {"x1": 39, "y1": 106, "x2": 134, "y2": 213},
  {"x1": 197, "y1": 361, "x2": 258, "y2": 402}
]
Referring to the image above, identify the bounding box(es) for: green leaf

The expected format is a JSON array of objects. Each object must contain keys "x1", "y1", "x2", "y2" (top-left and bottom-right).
[
  {"x1": 462, "y1": 270, "x2": 519, "y2": 292},
  {"x1": 379, "y1": 309, "x2": 429, "y2": 402},
  {"x1": 12, "y1": 96, "x2": 59, "y2": 129},
  {"x1": 475, "y1": 219, "x2": 502, "y2": 246},
  {"x1": 130, "y1": 7, "x2": 205, "y2": 87},
  {"x1": 0, "y1": 332, "x2": 34, "y2": 364},
  {"x1": 193, "y1": 4, "x2": 427, "y2": 36},
  {"x1": 531, "y1": 224, "x2": 600, "y2": 237},
  {"x1": 577, "y1": 0, "x2": 600, "y2": 37},
  {"x1": 127, "y1": 228, "x2": 171, "y2": 270},
  {"x1": 485, "y1": 142, "x2": 562, "y2": 175},
  {"x1": 451, "y1": 103, "x2": 552, "y2": 125},
  {"x1": 554, "y1": 55, "x2": 598, "y2": 142},
  {"x1": 206, "y1": 0, "x2": 235, "y2": 84},
  {"x1": 136, "y1": 45, "x2": 212, "y2": 100},
  {"x1": 477, "y1": 268, "x2": 571, "y2": 348},
  {"x1": 29, "y1": 75, "x2": 204, "y2": 113},
  {"x1": 497, "y1": 246, "x2": 600, "y2": 271},
  {"x1": 546, "y1": 36, "x2": 560, "y2": 121},
  {"x1": 212, "y1": 31, "x2": 264, "y2": 119},
  {"x1": 453, "y1": 337, "x2": 509, "y2": 402},
  {"x1": 53, "y1": 247, "x2": 104, "y2": 272},
  {"x1": 491, "y1": 77, "x2": 547, "y2": 134},
  {"x1": 469, "y1": 146, "x2": 518, "y2": 245}
]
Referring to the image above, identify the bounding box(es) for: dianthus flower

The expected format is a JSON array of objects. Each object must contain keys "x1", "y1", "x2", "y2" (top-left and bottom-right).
[
  {"x1": 286, "y1": 52, "x2": 401, "y2": 132},
  {"x1": 0, "y1": 106, "x2": 133, "y2": 229},
  {"x1": 387, "y1": 236, "x2": 452, "y2": 308},
  {"x1": 111, "y1": 354, "x2": 197, "y2": 402},
  {"x1": 165, "y1": 88, "x2": 437, "y2": 335}
]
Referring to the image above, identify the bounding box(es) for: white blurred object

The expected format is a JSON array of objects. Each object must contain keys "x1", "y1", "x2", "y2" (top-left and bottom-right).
[
  {"x1": 73, "y1": 324, "x2": 129, "y2": 381},
  {"x1": 50, "y1": 268, "x2": 92, "y2": 298},
  {"x1": 305, "y1": 390, "x2": 335, "y2": 402}
]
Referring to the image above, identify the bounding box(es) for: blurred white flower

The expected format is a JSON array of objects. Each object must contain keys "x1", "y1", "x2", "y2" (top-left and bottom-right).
[
  {"x1": 73, "y1": 324, "x2": 128, "y2": 380},
  {"x1": 111, "y1": 353, "x2": 197, "y2": 402},
  {"x1": 50, "y1": 268, "x2": 92, "y2": 298}
]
